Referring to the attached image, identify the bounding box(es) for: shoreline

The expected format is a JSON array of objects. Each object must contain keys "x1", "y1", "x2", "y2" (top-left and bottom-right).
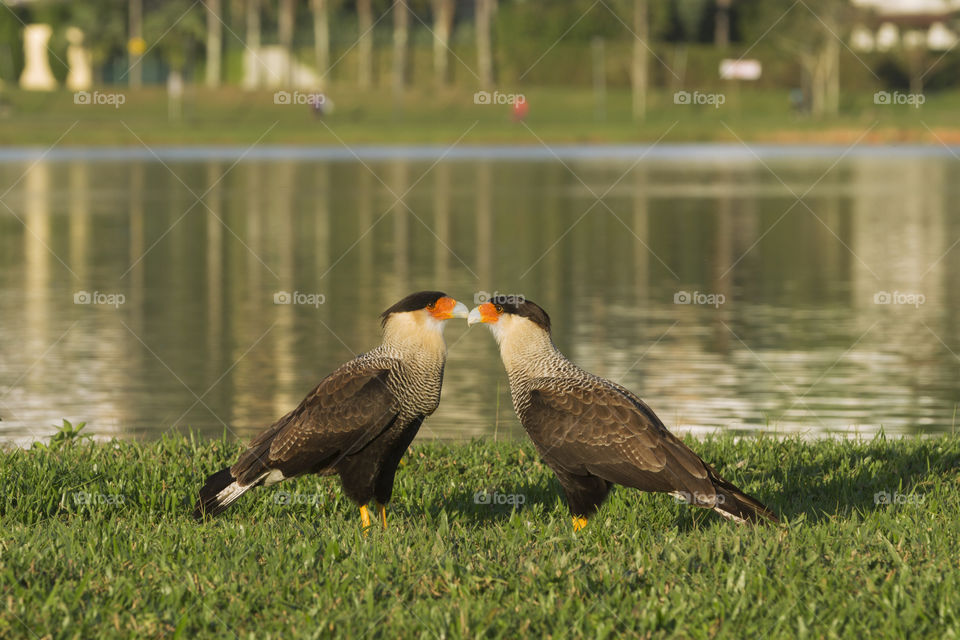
[{"x1": 0, "y1": 139, "x2": 958, "y2": 163}]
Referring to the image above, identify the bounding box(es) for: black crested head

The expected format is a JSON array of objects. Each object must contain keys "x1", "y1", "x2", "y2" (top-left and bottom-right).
[
  {"x1": 380, "y1": 291, "x2": 447, "y2": 326},
  {"x1": 490, "y1": 295, "x2": 551, "y2": 333}
]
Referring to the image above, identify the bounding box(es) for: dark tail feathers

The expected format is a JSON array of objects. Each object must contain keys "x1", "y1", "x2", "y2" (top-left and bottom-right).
[
  {"x1": 193, "y1": 467, "x2": 240, "y2": 520},
  {"x1": 194, "y1": 435, "x2": 277, "y2": 519},
  {"x1": 710, "y1": 472, "x2": 779, "y2": 524}
]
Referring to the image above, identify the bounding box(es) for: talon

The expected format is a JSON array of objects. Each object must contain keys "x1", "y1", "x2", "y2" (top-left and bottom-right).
[{"x1": 572, "y1": 516, "x2": 588, "y2": 532}]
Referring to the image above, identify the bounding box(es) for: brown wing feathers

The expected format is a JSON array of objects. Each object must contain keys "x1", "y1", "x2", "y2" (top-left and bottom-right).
[
  {"x1": 526, "y1": 380, "x2": 776, "y2": 523},
  {"x1": 268, "y1": 369, "x2": 397, "y2": 463},
  {"x1": 231, "y1": 366, "x2": 398, "y2": 484},
  {"x1": 194, "y1": 363, "x2": 401, "y2": 518}
]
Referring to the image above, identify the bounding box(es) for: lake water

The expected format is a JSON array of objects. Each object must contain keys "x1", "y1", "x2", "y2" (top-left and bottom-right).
[{"x1": 1, "y1": 145, "x2": 958, "y2": 446}]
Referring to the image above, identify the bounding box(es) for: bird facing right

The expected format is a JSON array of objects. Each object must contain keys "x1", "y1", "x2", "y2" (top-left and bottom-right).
[
  {"x1": 194, "y1": 291, "x2": 468, "y2": 527},
  {"x1": 468, "y1": 296, "x2": 777, "y2": 531}
]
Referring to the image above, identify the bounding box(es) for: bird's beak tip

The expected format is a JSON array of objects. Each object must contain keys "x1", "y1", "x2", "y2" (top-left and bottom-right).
[
  {"x1": 450, "y1": 301, "x2": 469, "y2": 320},
  {"x1": 466, "y1": 306, "x2": 483, "y2": 326}
]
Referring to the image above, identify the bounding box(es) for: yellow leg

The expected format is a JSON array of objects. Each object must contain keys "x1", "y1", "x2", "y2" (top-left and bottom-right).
[
  {"x1": 572, "y1": 516, "x2": 588, "y2": 532},
  {"x1": 360, "y1": 505, "x2": 372, "y2": 529},
  {"x1": 377, "y1": 503, "x2": 387, "y2": 529}
]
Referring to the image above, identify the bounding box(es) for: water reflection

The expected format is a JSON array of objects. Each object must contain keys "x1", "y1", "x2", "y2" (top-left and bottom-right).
[{"x1": 0, "y1": 149, "x2": 958, "y2": 445}]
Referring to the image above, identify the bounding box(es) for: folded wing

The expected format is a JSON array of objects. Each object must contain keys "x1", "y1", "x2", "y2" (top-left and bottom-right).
[
  {"x1": 231, "y1": 362, "x2": 400, "y2": 484},
  {"x1": 525, "y1": 380, "x2": 716, "y2": 498}
]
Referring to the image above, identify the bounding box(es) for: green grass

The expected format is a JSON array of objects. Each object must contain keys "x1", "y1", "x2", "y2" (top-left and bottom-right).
[
  {"x1": 3, "y1": 85, "x2": 960, "y2": 147},
  {"x1": 2, "y1": 431, "x2": 959, "y2": 639}
]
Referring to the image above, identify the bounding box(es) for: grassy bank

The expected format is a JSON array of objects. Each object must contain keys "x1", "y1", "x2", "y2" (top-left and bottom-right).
[
  {"x1": 2, "y1": 432, "x2": 959, "y2": 639},
  {"x1": 3, "y1": 86, "x2": 960, "y2": 147}
]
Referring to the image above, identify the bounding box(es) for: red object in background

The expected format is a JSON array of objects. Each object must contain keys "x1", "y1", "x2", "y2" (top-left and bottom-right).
[{"x1": 512, "y1": 97, "x2": 529, "y2": 122}]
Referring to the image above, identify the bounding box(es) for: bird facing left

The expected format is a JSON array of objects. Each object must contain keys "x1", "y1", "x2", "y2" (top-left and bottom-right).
[{"x1": 193, "y1": 291, "x2": 469, "y2": 529}]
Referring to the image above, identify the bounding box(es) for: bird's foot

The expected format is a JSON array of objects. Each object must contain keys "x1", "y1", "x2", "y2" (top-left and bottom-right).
[
  {"x1": 360, "y1": 505, "x2": 373, "y2": 534},
  {"x1": 377, "y1": 503, "x2": 387, "y2": 530},
  {"x1": 572, "y1": 516, "x2": 588, "y2": 532}
]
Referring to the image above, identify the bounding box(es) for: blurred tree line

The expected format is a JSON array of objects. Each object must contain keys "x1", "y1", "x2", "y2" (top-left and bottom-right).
[{"x1": 1, "y1": 0, "x2": 959, "y2": 117}]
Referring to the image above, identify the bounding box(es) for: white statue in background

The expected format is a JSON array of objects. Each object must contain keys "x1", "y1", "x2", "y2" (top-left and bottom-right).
[
  {"x1": 65, "y1": 27, "x2": 92, "y2": 91},
  {"x1": 19, "y1": 24, "x2": 57, "y2": 90}
]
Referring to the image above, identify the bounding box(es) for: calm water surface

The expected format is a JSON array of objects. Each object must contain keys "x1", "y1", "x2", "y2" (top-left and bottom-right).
[{"x1": 1, "y1": 145, "x2": 958, "y2": 445}]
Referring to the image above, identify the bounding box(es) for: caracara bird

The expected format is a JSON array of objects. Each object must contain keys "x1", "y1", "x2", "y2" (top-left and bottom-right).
[
  {"x1": 468, "y1": 297, "x2": 777, "y2": 530},
  {"x1": 194, "y1": 291, "x2": 468, "y2": 527}
]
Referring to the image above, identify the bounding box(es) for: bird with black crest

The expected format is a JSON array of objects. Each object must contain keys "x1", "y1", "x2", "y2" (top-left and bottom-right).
[{"x1": 194, "y1": 291, "x2": 468, "y2": 529}]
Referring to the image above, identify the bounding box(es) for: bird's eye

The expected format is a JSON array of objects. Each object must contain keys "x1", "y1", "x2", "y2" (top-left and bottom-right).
[
  {"x1": 426, "y1": 302, "x2": 436, "y2": 311},
  {"x1": 494, "y1": 304, "x2": 504, "y2": 313}
]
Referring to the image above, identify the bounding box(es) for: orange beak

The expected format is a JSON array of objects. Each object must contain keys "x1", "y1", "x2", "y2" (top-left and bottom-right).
[
  {"x1": 429, "y1": 297, "x2": 469, "y2": 320},
  {"x1": 466, "y1": 302, "x2": 499, "y2": 325}
]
